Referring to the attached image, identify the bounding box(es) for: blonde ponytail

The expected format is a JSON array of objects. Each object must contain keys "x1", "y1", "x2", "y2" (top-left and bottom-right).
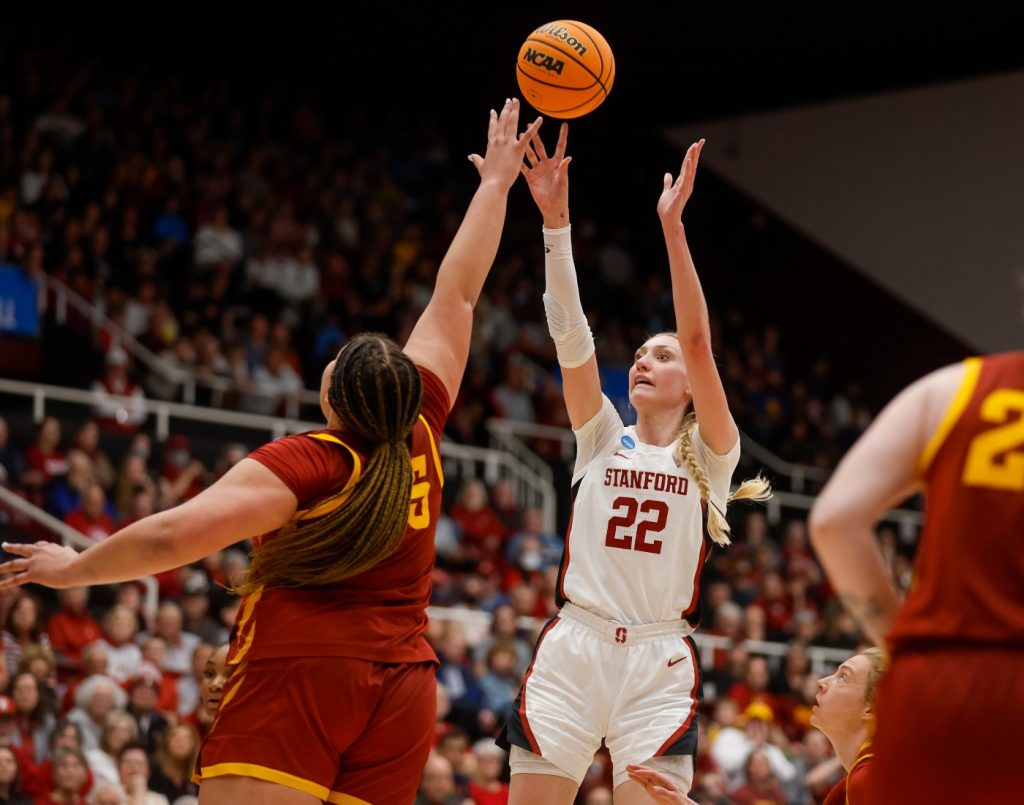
[{"x1": 674, "y1": 414, "x2": 772, "y2": 546}]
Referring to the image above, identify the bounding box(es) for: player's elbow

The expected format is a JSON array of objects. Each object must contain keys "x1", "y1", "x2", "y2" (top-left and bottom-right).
[
  {"x1": 808, "y1": 501, "x2": 841, "y2": 549},
  {"x1": 150, "y1": 507, "x2": 214, "y2": 567}
]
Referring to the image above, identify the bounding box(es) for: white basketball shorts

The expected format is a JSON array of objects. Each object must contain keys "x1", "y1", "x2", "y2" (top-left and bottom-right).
[{"x1": 499, "y1": 603, "x2": 701, "y2": 788}]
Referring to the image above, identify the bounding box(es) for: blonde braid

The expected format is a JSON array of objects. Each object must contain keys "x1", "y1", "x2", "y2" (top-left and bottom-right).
[{"x1": 675, "y1": 414, "x2": 772, "y2": 547}]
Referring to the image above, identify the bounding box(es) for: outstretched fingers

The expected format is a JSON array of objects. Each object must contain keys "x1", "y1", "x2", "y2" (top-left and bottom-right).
[
  {"x1": 0, "y1": 544, "x2": 34, "y2": 590},
  {"x1": 519, "y1": 116, "x2": 543, "y2": 153},
  {"x1": 552, "y1": 121, "x2": 569, "y2": 161},
  {"x1": 496, "y1": 98, "x2": 518, "y2": 142}
]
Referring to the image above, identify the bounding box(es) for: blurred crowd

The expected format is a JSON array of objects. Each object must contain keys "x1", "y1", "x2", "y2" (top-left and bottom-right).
[
  {"x1": 0, "y1": 408, "x2": 916, "y2": 803},
  {"x1": 0, "y1": 29, "x2": 916, "y2": 805},
  {"x1": 0, "y1": 34, "x2": 874, "y2": 473}
]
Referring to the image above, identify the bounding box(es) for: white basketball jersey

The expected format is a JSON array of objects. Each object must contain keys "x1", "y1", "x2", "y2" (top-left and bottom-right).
[{"x1": 559, "y1": 396, "x2": 740, "y2": 625}]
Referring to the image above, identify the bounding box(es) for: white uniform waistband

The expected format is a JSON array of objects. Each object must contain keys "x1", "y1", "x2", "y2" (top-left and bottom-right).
[{"x1": 558, "y1": 602, "x2": 695, "y2": 645}]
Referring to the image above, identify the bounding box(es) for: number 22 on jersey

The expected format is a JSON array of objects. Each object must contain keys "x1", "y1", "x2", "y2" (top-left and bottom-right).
[{"x1": 604, "y1": 496, "x2": 668, "y2": 554}]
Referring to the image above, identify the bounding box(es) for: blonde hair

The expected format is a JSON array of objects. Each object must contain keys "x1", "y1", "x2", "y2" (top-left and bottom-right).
[
  {"x1": 861, "y1": 646, "x2": 887, "y2": 705},
  {"x1": 674, "y1": 414, "x2": 772, "y2": 546}
]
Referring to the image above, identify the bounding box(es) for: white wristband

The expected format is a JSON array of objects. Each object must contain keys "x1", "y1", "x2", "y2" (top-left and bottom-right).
[{"x1": 542, "y1": 225, "x2": 595, "y2": 369}]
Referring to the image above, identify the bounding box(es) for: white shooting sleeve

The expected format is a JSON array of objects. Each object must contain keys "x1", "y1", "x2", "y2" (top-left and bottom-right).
[{"x1": 542, "y1": 225, "x2": 595, "y2": 368}]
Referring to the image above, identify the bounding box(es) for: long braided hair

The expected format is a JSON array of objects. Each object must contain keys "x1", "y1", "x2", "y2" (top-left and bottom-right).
[
  {"x1": 237, "y1": 334, "x2": 423, "y2": 593},
  {"x1": 675, "y1": 413, "x2": 772, "y2": 546}
]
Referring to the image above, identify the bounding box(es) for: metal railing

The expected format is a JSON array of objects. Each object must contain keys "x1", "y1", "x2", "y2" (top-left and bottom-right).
[
  {"x1": 44, "y1": 274, "x2": 321, "y2": 417},
  {"x1": 426, "y1": 605, "x2": 853, "y2": 677},
  {"x1": 0, "y1": 485, "x2": 159, "y2": 615},
  {"x1": 0, "y1": 378, "x2": 558, "y2": 532},
  {"x1": 485, "y1": 417, "x2": 921, "y2": 527}
]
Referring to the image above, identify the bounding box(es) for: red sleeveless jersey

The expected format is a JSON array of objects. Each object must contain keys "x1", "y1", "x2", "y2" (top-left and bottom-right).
[
  {"x1": 227, "y1": 366, "x2": 449, "y2": 666},
  {"x1": 887, "y1": 351, "x2": 1024, "y2": 652}
]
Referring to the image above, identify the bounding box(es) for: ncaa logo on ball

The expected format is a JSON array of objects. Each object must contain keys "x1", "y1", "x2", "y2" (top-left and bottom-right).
[{"x1": 522, "y1": 47, "x2": 565, "y2": 75}]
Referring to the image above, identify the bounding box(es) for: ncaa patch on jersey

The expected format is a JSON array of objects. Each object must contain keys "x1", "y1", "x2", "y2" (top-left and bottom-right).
[{"x1": 620, "y1": 435, "x2": 636, "y2": 450}]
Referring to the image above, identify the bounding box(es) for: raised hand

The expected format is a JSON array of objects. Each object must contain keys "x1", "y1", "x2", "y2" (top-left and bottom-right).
[
  {"x1": 468, "y1": 98, "x2": 542, "y2": 191},
  {"x1": 657, "y1": 139, "x2": 705, "y2": 224},
  {"x1": 521, "y1": 121, "x2": 571, "y2": 225},
  {"x1": 0, "y1": 541, "x2": 81, "y2": 590}
]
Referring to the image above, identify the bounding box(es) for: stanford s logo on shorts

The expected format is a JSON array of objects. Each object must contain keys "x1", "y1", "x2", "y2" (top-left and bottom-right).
[{"x1": 615, "y1": 627, "x2": 628, "y2": 644}]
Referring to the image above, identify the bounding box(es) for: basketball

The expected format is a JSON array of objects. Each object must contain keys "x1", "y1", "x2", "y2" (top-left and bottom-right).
[{"x1": 516, "y1": 20, "x2": 615, "y2": 119}]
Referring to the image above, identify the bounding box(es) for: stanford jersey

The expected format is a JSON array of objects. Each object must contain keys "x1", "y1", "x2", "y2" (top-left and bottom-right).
[
  {"x1": 228, "y1": 366, "x2": 449, "y2": 666},
  {"x1": 888, "y1": 351, "x2": 1024, "y2": 652},
  {"x1": 559, "y1": 396, "x2": 740, "y2": 626}
]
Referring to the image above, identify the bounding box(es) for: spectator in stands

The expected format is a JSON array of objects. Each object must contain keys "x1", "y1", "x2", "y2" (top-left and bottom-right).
[
  {"x1": 59, "y1": 643, "x2": 108, "y2": 714},
  {"x1": 727, "y1": 656, "x2": 783, "y2": 723},
  {"x1": 63, "y1": 482, "x2": 118, "y2": 543},
  {"x1": 87, "y1": 783, "x2": 126, "y2": 805},
  {"x1": 112, "y1": 454, "x2": 157, "y2": 522},
  {"x1": 151, "y1": 196, "x2": 188, "y2": 256},
  {"x1": 137, "y1": 639, "x2": 177, "y2": 716},
  {"x1": 123, "y1": 664, "x2": 167, "y2": 755},
  {"x1": 38, "y1": 747, "x2": 90, "y2": 805},
  {"x1": 47, "y1": 451, "x2": 96, "y2": 521},
  {"x1": 435, "y1": 623, "x2": 485, "y2": 740},
  {"x1": 117, "y1": 743, "x2": 169, "y2": 805},
  {"x1": 90, "y1": 349, "x2": 147, "y2": 435},
  {"x1": 177, "y1": 573, "x2": 222, "y2": 647},
  {"x1": 156, "y1": 437, "x2": 205, "y2": 507},
  {"x1": 47, "y1": 588, "x2": 103, "y2": 680},
  {"x1": 94, "y1": 606, "x2": 142, "y2": 684},
  {"x1": 435, "y1": 729, "x2": 473, "y2": 800},
  {"x1": 71, "y1": 421, "x2": 115, "y2": 491},
  {"x1": 467, "y1": 739, "x2": 508, "y2": 805},
  {"x1": 140, "y1": 602, "x2": 198, "y2": 679},
  {"x1": 0, "y1": 416, "x2": 26, "y2": 489},
  {"x1": 145, "y1": 339, "x2": 197, "y2": 402},
  {"x1": 242, "y1": 347, "x2": 303, "y2": 416},
  {"x1": 193, "y1": 207, "x2": 242, "y2": 271},
  {"x1": 502, "y1": 507, "x2": 562, "y2": 575},
  {"x1": 8, "y1": 671, "x2": 55, "y2": 765},
  {"x1": 728, "y1": 748, "x2": 787, "y2": 805},
  {"x1": 470, "y1": 604, "x2": 532, "y2": 678},
  {"x1": 709, "y1": 702, "x2": 795, "y2": 790},
  {"x1": 0, "y1": 744, "x2": 32, "y2": 804},
  {"x1": 754, "y1": 572, "x2": 794, "y2": 641},
  {"x1": 415, "y1": 752, "x2": 459, "y2": 805},
  {"x1": 20, "y1": 719, "x2": 91, "y2": 802},
  {"x1": 476, "y1": 640, "x2": 519, "y2": 723},
  {"x1": 66, "y1": 674, "x2": 125, "y2": 752},
  {"x1": 17, "y1": 644, "x2": 57, "y2": 700},
  {"x1": 448, "y1": 479, "x2": 506, "y2": 573},
  {"x1": 84, "y1": 712, "x2": 139, "y2": 790},
  {"x1": 489, "y1": 478, "x2": 522, "y2": 537},
  {"x1": 2, "y1": 592, "x2": 51, "y2": 679},
  {"x1": 22, "y1": 417, "x2": 67, "y2": 502},
  {"x1": 147, "y1": 724, "x2": 199, "y2": 801},
  {"x1": 174, "y1": 643, "x2": 212, "y2": 722},
  {"x1": 489, "y1": 356, "x2": 535, "y2": 423}
]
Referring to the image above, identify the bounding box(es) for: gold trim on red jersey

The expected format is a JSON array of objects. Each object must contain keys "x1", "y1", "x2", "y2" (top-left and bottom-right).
[
  {"x1": 419, "y1": 414, "x2": 444, "y2": 487},
  {"x1": 230, "y1": 586, "x2": 265, "y2": 666},
  {"x1": 918, "y1": 357, "x2": 983, "y2": 474},
  {"x1": 327, "y1": 790, "x2": 373, "y2": 805},
  {"x1": 297, "y1": 433, "x2": 364, "y2": 520},
  {"x1": 201, "y1": 761, "x2": 330, "y2": 801}
]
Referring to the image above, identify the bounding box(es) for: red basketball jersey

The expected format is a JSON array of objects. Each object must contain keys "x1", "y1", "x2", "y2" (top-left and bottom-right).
[
  {"x1": 228, "y1": 366, "x2": 449, "y2": 666},
  {"x1": 887, "y1": 351, "x2": 1024, "y2": 652}
]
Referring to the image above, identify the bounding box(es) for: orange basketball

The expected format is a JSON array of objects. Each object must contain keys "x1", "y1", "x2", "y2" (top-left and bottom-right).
[{"x1": 516, "y1": 20, "x2": 615, "y2": 119}]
